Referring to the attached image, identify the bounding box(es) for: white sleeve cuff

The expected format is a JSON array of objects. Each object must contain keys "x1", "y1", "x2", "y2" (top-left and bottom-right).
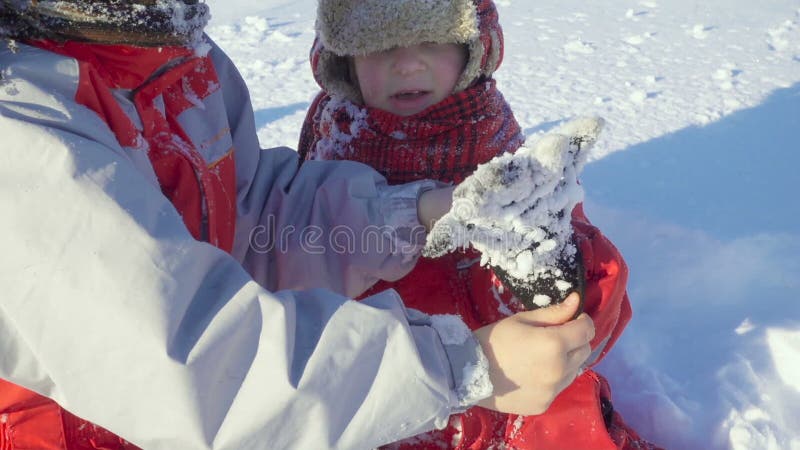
[
  {"x1": 376, "y1": 180, "x2": 442, "y2": 263},
  {"x1": 429, "y1": 314, "x2": 494, "y2": 410}
]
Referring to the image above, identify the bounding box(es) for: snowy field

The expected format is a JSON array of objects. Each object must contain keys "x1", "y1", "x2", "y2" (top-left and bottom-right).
[{"x1": 204, "y1": 1, "x2": 800, "y2": 449}]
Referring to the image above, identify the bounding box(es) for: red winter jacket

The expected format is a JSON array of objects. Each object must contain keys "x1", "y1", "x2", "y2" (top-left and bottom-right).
[
  {"x1": 297, "y1": 85, "x2": 645, "y2": 450},
  {"x1": 297, "y1": 0, "x2": 652, "y2": 446},
  {"x1": 0, "y1": 39, "x2": 236, "y2": 450},
  {"x1": 299, "y1": 98, "x2": 641, "y2": 447}
]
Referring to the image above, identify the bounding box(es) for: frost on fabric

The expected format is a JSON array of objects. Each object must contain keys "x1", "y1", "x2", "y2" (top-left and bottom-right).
[
  {"x1": 430, "y1": 314, "x2": 472, "y2": 345},
  {"x1": 424, "y1": 117, "x2": 604, "y2": 308},
  {"x1": 458, "y1": 343, "x2": 492, "y2": 406},
  {"x1": 159, "y1": 0, "x2": 206, "y2": 36},
  {"x1": 489, "y1": 283, "x2": 514, "y2": 317},
  {"x1": 311, "y1": 95, "x2": 369, "y2": 160},
  {"x1": 431, "y1": 314, "x2": 493, "y2": 406},
  {"x1": 25, "y1": 0, "x2": 210, "y2": 48},
  {"x1": 181, "y1": 77, "x2": 204, "y2": 109},
  {"x1": 508, "y1": 415, "x2": 524, "y2": 440},
  {"x1": 390, "y1": 130, "x2": 407, "y2": 140}
]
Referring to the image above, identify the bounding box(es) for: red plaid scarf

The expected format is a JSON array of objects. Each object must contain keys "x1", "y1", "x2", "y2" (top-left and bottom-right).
[{"x1": 298, "y1": 79, "x2": 524, "y2": 184}]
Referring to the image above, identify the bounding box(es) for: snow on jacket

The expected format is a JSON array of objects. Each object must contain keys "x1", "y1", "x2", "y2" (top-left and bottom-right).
[
  {"x1": 296, "y1": 0, "x2": 641, "y2": 446},
  {"x1": 0, "y1": 38, "x2": 489, "y2": 449},
  {"x1": 298, "y1": 91, "x2": 638, "y2": 450}
]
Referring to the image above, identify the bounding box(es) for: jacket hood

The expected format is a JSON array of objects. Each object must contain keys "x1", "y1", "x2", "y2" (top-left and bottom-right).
[
  {"x1": 311, "y1": 0, "x2": 504, "y2": 103},
  {"x1": 0, "y1": 0, "x2": 208, "y2": 46}
]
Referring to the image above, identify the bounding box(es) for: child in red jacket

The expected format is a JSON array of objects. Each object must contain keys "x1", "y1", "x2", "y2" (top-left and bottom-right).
[{"x1": 298, "y1": 1, "x2": 659, "y2": 449}]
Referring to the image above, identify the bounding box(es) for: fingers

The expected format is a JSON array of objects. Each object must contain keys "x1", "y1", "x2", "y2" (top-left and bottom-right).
[
  {"x1": 567, "y1": 341, "x2": 592, "y2": 371},
  {"x1": 553, "y1": 323, "x2": 592, "y2": 394},
  {"x1": 557, "y1": 313, "x2": 595, "y2": 349},
  {"x1": 475, "y1": 305, "x2": 596, "y2": 416},
  {"x1": 515, "y1": 292, "x2": 582, "y2": 326}
]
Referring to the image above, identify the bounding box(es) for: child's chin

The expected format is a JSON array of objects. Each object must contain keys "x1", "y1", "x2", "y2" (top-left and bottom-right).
[
  {"x1": 387, "y1": 104, "x2": 431, "y2": 117},
  {"x1": 395, "y1": 109, "x2": 424, "y2": 117},
  {"x1": 385, "y1": 96, "x2": 436, "y2": 116}
]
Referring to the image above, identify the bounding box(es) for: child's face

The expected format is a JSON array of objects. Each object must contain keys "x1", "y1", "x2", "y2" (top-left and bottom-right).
[{"x1": 353, "y1": 43, "x2": 467, "y2": 116}]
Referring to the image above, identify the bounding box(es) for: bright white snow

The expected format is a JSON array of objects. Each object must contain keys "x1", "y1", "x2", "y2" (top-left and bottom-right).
[{"x1": 205, "y1": 0, "x2": 800, "y2": 448}]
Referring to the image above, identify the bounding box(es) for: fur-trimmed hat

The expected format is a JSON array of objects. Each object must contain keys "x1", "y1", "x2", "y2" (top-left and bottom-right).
[{"x1": 312, "y1": 0, "x2": 504, "y2": 103}]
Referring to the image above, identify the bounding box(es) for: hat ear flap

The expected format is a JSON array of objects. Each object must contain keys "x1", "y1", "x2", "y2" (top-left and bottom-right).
[
  {"x1": 311, "y1": 40, "x2": 364, "y2": 102},
  {"x1": 454, "y1": 0, "x2": 504, "y2": 92},
  {"x1": 456, "y1": 39, "x2": 485, "y2": 92},
  {"x1": 485, "y1": 27, "x2": 504, "y2": 76}
]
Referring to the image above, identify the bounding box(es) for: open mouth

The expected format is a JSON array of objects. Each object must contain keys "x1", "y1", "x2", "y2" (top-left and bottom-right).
[
  {"x1": 386, "y1": 89, "x2": 435, "y2": 115},
  {"x1": 391, "y1": 90, "x2": 430, "y2": 100}
]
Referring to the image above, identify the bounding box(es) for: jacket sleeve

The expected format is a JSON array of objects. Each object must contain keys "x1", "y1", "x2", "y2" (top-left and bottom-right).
[
  {"x1": 210, "y1": 45, "x2": 430, "y2": 298},
  {"x1": 570, "y1": 203, "x2": 632, "y2": 365},
  {"x1": 234, "y1": 150, "x2": 434, "y2": 298},
  {"x1": 0, "y1": 42, "x2": 488, "y2": 449}
]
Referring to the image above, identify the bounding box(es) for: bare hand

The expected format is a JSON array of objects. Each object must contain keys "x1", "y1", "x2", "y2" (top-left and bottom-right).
[{"x1": 474, "y1": 293, "x2": 593, "y2": 415}]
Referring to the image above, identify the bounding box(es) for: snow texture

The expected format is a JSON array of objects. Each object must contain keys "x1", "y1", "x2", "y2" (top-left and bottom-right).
[
  {"x1": 423, "y1": 117, "x2": 602, "y2": 306},
  {"x1": 308, "y1": 95, "x2": 369, "y2": 161},
  {"x1": 1, "y1": 0, "x2": 209, "y2": 47}
]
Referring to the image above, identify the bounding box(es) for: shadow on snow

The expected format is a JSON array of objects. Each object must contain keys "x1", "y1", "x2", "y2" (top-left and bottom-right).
[
  {"x1": 582, "y1": 82, "x2": 800, "y2": 239},
  {"x1": 254, "y1": 102, "x2": 309, "y2": 130}
]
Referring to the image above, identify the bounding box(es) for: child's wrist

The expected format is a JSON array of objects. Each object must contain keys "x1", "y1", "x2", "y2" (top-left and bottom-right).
[{"x1": 418, "y1": 185, "x2": 455, "y2": 232}]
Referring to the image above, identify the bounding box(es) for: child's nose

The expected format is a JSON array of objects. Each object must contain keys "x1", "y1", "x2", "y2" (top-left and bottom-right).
[{"x1": 391, "y1": 47, "x2": 426, "y2": 75}]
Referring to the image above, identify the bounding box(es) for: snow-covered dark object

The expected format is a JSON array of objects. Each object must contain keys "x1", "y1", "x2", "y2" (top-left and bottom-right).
[
  {"x1": 424, "y1": 117, "x2": 604, "y2": 309},
  {"x1": 0, "y1": 0, "x2": 209, "y2": 47}
]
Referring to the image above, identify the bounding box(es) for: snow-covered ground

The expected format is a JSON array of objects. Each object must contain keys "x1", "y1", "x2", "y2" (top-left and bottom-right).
[{"x1": 205, "y1": 1, "x2": 800, "y2": 448}]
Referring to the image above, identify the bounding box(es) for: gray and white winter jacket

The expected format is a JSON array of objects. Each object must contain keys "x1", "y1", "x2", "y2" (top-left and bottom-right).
[{"x1": 0, "y1": 38, "x2": 489, "y2": 449}]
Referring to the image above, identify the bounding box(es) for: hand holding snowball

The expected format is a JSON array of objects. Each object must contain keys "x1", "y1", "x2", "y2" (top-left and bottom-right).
[{"x1": 475, "y1": 293, "x2": 594, "y2": 415}]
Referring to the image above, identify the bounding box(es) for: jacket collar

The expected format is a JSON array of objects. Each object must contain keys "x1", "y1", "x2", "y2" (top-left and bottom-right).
[{"x1": 30, "y1": 39, "x2": 195, "y2": 89}]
